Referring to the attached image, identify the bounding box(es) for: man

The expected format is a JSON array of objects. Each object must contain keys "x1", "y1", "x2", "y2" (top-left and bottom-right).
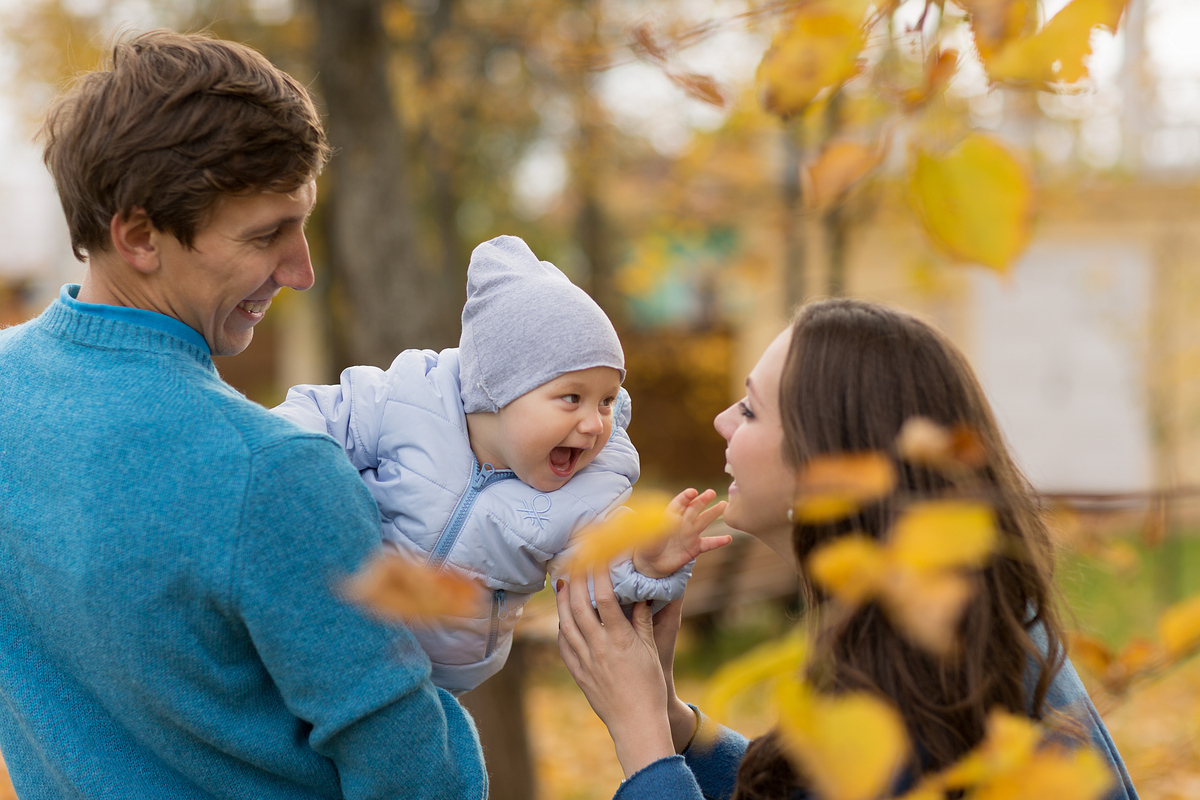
[{"x1": 0, "y1": 30, "x2": 487, "y2": 799}]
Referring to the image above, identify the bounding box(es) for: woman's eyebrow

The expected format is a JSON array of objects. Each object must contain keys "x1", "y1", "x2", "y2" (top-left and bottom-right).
[{"x1": 746, "y1": 377, "x2": 764, "y2": 406}]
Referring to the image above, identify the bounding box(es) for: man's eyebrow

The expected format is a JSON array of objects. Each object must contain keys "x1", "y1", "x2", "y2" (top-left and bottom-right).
[{"x1": 241, "y1": 214, "x2": 307, "y2": 237}]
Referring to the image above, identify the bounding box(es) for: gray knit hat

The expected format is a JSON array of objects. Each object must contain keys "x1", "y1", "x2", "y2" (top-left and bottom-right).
[{"x1": 459, "y1": 235, "x2": 625, "y2": 413}]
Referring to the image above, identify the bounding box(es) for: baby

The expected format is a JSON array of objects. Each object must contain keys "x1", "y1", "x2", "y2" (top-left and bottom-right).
[{"x1": 275, "y1": 235, "x2": 726, "y2": 694}]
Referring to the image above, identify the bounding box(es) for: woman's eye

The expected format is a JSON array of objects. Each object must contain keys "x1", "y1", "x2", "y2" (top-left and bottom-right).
[{"x1": 739, "y1": 401, "x2": 755, "y2": 419}]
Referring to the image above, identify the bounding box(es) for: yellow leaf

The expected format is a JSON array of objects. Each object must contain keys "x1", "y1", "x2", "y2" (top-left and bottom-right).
[
  {"x1": 807, "y1": 535, "x2": 888, "y2": 605},
  {"x1": 972, "y1": 746, "x2": 1114, "y2": 800},
  {"x1": 777, "y1": 679, "x2": 909, "y2": 800},
  {"x1": 890, "y1": 501, "x2": 996, "y2": 573},
  {"x1": 909, "y1": 134, "x2": 1034, "y2": 273},
  {"x1": 1068, "y1": 633, "x2": 1114, "y2": 679},
  {"x1": 895, "y1": 416, "x2": 954, "y2": 464},
  {"x1": 958, "y1": 0, "x2": 1039, "y2": 60},
  {"x1": 986, "y1": 0, "x2": 1128, "y2": 86},
  {"x1": 567, "y1": 491, "x2": 674, "y2": 571},
  {"x1": 938, "y1": 710, "x2": 1114, "y2": 800},
  {"x1": 802, "y1": 140, "x2": 885, "y2": 210},
  {"x1": 939, "y1": 709, "x2": 1040, "y2": 788},
  {"x1": 757, "y1": 3, "x2": 865, "y2": 118},
  {"x1": 903, "y1": 48, "x2": 960, "y2": 110},
  {"x1": 794, "y1": 452, "x2": 897, "y2": 523},
  {"x1": 705, "y1": 630, "x2": 808, "y2": 722},
  {"x1": 342, "y1": 551, "x2": 486, "y2": 623},
  {"x1": 895, "y1": 417, "x2": 989, "y2": 472},
  {"x1": 1157, "y1": 593, "x2": 1200, "y2": 658},
  {"x1": 1115, "y1": 637, "x2": 1162, "y2": 677},
  {"x1": 882, "y1": 569, "x2": 975, "y2": 656}
]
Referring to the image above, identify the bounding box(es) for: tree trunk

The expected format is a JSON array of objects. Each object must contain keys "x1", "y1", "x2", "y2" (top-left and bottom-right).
[
  {"x1": 459, "y1": 639, "x2": 537, "y2": 800},
  {"x1": 310, "y1": 0, "x2": 459, "y2": 367}
]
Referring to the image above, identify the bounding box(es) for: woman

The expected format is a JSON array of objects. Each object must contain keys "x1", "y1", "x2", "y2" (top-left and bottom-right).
[{"x1": 555, "y1": 298, "x2": 1139, "y2": 799}]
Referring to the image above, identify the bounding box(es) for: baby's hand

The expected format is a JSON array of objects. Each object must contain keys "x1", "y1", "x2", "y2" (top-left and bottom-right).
[{"x1": 632, "y1": 488, "x2": 732, "y2": 579}]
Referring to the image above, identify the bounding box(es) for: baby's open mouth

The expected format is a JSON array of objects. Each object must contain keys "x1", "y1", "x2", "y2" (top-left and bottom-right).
[{"x1": 549, "y1": 446, "x2": 583, "y2": 477}]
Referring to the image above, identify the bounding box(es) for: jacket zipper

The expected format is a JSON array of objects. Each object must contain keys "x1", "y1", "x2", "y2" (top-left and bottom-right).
[
  {"x1": 426, "y1": 458, "x2": 515, "y2": 572},
  {"x1": 485, "y1": 589, "x2": 508, "y2": 658}
]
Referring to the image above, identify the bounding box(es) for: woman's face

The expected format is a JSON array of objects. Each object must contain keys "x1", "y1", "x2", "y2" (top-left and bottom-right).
[{"x1": 713, "y1": 327, "x2": 798, "y2": 547}]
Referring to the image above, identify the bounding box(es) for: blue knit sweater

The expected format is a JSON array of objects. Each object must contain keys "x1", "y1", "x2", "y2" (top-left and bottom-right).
[{"x1": 0, "y1": 285, "x2": 487, "y2": 799}]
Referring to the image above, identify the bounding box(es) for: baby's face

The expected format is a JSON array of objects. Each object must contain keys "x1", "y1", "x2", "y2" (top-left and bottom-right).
[{"x1": 481, "y1": 366, "x2": 622, "y2": 493}]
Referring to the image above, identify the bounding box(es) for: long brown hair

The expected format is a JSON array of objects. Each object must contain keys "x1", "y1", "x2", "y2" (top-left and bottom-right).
[{"x1": 733, "y1": 298, "x2": 1067, "y2": 797}]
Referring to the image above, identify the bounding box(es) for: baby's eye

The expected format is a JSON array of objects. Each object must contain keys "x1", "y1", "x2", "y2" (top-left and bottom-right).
[
  {"x1": 600, "y1": 396, "x2": 615, "y2": 407},
  {"x1": 562, "y1": 394, "x2": 581, "y2": 404}
]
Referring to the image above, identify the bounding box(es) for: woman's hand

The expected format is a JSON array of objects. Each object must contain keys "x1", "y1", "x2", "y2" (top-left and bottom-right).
[{"x1": 556, "y1": 565, "x2": 676, "y2": 778}]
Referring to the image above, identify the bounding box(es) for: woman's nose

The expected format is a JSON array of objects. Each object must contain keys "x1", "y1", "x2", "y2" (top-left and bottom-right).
[{"x1": 714, "y1": 404, "x2": 736, "y2": 441}]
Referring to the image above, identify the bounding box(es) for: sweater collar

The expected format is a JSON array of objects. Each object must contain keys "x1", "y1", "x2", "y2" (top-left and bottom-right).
[
  {"x1": 41, "y1": 284, "x2": 214, "y2": 368},
  {"x1": 58, "y1": 284, "x2": 211, "y2": 354}
]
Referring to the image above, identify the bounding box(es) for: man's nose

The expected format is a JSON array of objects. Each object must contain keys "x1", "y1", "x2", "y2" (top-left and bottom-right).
[{"x1": 275, "y1": 233, "x2": 315, "y2": 291}]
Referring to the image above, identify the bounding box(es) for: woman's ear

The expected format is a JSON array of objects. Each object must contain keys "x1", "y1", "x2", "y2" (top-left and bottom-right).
[{"x1": 109, "y1": 209, "x2": 161, "y2": 275}]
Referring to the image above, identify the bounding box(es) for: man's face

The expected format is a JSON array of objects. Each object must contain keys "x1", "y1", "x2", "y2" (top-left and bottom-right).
[
  {"x1": 152, "y1": 182, "x2": 317, "y2": 356},
  {"x1": 473, "y1": 367, "x2": 622, "y2": 493}
]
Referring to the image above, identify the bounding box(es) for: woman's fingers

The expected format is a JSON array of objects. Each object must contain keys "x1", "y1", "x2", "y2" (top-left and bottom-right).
[
  {"x1": 555, "y1": 578, "x2": 588, "y2": 655},
  {"x1": 591, "y1": 562, "x2": 626, "y2": 628},
  {"x1": 566, "y1": 570, "x2": 605, "y2": 638}
]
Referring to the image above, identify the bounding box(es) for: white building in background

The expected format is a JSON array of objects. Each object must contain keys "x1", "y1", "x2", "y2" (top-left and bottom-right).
[{"x1": 971, "y1": 242, "x2": 1153, "y2": 493}]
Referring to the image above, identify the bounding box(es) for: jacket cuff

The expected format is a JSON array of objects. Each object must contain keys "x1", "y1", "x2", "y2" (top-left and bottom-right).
[
  {"x1": 613, "y1": 755, "x2": 704, "y2": 800},
  {"x1": 607, "y1": 557, "x2": 694, "y2": 608}
]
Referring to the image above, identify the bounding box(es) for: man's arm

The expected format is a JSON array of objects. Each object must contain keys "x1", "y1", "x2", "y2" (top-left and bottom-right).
[{"x1": 234, "y1": 435, "x2": 487, "y2": 799}]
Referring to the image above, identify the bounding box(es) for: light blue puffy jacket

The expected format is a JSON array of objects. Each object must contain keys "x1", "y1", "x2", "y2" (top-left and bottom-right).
[{"x1": 275, "y1": 347, "x2": 691, "y2": 693}]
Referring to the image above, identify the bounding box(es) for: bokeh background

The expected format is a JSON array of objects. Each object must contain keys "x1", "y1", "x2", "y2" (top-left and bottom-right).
[{"x1": 1, "y1": 0, "x2": 1199, "y2": 797}]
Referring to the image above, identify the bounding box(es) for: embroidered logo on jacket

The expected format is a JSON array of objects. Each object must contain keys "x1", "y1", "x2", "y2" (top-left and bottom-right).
[{"x1": 519, "y1": 494, "x2": 552, "y2": 529}]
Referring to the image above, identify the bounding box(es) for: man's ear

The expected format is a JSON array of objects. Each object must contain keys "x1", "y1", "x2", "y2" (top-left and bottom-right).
[{"x1": 109, "y1": 209, "x2": 161, "y2": 275}]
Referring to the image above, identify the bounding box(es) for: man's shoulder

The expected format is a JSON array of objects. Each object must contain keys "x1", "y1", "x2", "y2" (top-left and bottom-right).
[
  {"x1": 198, "y1": 379, "x2": 348, "y2": 459},
  {"x1": 0, "y1": 315, "x2": 39, "y2": 349}
]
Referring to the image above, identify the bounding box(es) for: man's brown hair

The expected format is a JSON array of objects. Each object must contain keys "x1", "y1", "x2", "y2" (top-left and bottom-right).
[{"x1": 41, "y1": 29, "x2": 330, "y2": 261}]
